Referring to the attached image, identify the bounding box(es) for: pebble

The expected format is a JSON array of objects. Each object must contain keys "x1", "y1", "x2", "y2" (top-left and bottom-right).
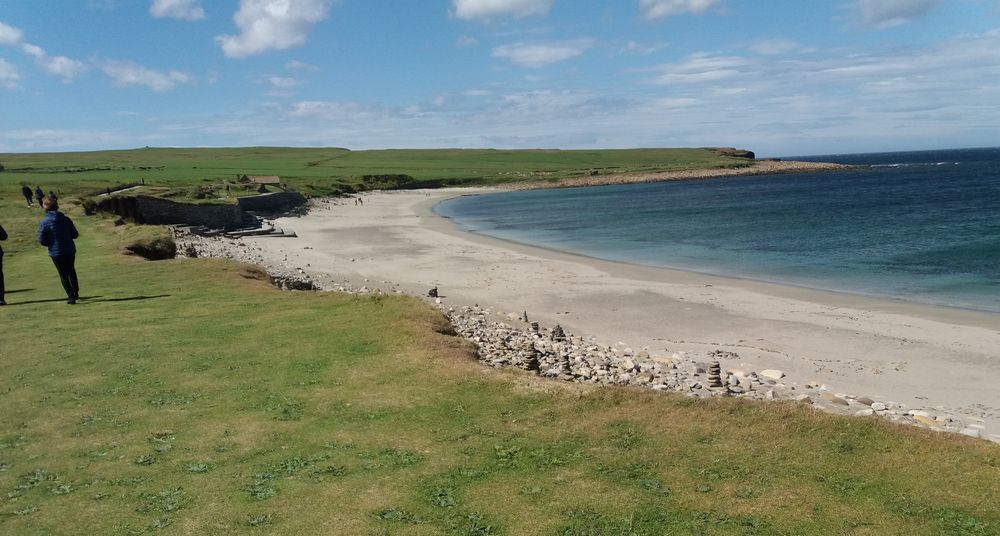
[{"x1": 759, "y1": 369, "x2": 785, "y2": 381}]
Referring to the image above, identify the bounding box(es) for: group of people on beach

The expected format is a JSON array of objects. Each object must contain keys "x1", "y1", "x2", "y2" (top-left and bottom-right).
[{"x1": 1, "y1": 187, "x2": 81, "y2": 306}]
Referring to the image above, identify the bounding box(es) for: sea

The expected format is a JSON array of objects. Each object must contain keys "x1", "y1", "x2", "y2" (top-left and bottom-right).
[{"x1": 433, "y1": 148, "x2": 1000, "y2": 314}]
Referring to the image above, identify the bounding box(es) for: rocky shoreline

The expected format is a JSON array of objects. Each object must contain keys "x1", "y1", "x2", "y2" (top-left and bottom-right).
[{"x1": 172, "y1": 207, "x2": 997, "y2": 444}]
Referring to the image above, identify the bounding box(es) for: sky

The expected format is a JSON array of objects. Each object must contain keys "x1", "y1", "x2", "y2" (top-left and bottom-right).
[{"x1": 2, "y1": 0, "x2": 1000, "y2": 157}]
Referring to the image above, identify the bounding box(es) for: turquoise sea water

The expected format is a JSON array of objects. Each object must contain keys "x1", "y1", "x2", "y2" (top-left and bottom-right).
[{"x1": 434, "y1": 148, "x2": 1000, "y2": 313}]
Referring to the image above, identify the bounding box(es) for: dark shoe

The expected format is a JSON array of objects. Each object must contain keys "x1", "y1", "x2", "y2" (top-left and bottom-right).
[
  {"x1": 0, "y1": 300, "x2": 6, "y2": 306},
  {"x1": 67, "y1": 298, "x2": 76, "y2": 305}
]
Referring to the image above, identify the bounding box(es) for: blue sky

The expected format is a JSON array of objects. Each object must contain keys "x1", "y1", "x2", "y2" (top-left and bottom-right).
[{"x1": 1, "y1": 0, "x2": 999, "y2": 156}]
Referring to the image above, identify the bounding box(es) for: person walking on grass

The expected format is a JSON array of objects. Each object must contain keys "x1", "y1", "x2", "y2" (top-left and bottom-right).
[
  {"x1": 21, "y1": 185, "x2": 34, "y2": 207},
  {"x1": 34, "y1": 186, "x2": 44, "y2": 207},
  {"x1": 38, "y1": 196, "x2": 80, "y2": 304},
  {"x1": 0, "y1": 222, "x2": 7, "y2": 305}
]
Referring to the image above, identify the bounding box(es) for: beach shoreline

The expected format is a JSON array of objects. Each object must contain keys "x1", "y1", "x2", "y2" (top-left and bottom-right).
[
  {"x1": 179, "y1": 181, "x2": 999, "y2": 441},
  {"x1": 495, "y1": 159, "x2": 851, "y2": 190}
]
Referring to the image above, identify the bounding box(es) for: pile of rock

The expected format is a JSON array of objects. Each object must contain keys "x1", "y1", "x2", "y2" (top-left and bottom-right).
[
  {"x1": 438, "y1": 303, "x2": 991, "y2": 440},
  {"x1": 174, "y1": 226, "x2": 318, "y2": 292}
]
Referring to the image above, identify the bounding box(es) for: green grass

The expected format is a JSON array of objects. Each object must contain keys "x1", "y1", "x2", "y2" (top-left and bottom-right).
[
  {"x1": 0, "y1": 146, "x2": 747, "y2": 201},
  {"x1": 0, "y1": 151, "x2": 998, "y2": 535}
]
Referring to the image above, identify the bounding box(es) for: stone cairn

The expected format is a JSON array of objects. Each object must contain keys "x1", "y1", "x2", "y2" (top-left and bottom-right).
[
  {"x1": 530, "y1": 321, "x2": 540, "y2": 335},
  {"x1": 521, "y1": 341, "x2": 540, "y2": 373},
  {"x1": 707, "y1": 361, "x2": 724, "y2": 388},
  {"x1": 551, "y1": 324, "x2": 566, "y2": 342}
]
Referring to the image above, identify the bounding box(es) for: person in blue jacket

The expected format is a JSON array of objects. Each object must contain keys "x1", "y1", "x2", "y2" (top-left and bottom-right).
[
  {"x1": 0, "y1": 222, "x2": 7, "y2": 305},
  {"x1": 38, "y1": 196, "x2": 80, "y2": 304}
]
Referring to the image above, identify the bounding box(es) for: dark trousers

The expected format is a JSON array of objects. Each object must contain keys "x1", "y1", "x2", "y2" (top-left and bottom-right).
[
  {"x1": 52, "y1": 254, "x2": 79, "y2": 299},
  {"x1": 0, "y1": 253, "x2": 5, "y2": 301}
]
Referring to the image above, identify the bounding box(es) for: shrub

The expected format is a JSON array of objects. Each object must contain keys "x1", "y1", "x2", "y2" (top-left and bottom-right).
[{"x1": 124, "y1": 236, "x2": 177, "y2": 260}]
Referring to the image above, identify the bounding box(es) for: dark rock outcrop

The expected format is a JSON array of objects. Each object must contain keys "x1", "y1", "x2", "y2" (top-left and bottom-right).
[{"x1": 710, "y1": 147, "x2": 756, "y2": 159}]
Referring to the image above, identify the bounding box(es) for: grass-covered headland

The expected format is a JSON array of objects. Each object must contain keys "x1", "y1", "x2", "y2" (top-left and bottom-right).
[{"x1": 0, "y1": 148, "x2": 997, "y2": 535}]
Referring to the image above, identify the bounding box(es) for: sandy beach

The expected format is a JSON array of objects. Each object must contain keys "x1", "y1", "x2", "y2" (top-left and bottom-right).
[{"x1": 234, "y1": 186, "x2": 1000, "y2": 440}]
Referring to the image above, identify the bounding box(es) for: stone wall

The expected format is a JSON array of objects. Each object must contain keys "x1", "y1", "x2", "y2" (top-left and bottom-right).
[
  {"x1": 98, "y1": 195, "x2": 250, "y2": 230},
  {"x1": 236, "y1": 192, "x2": 307, "y2": 213}
]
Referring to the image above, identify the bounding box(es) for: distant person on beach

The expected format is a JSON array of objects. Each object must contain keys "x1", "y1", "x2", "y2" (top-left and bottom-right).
[
  {"x1": 38, "y1": 196, "x2": 80, "y2": 304},
  {"x1": 0, "y1": 222, "x2": 7, "y2": 305},
  {"x1": 21, "y1": 185, "x2": 34, "y2": 206},
  {"x1": 34, "y1": 186, "x2": 44, "y2": 206}
]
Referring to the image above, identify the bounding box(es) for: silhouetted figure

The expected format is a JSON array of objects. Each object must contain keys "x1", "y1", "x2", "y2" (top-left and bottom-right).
[
  {"x1": 34, "y1": 186, "x2": 44, "y2": 207},
  {"x1": 38, "y1": 196, "x2": 80, "y2": 304},
  {"x1": 21, "y1": 185, "x2": 33, "y2": 206},
  {"x1": 0, "y1": 222, "x2": 7, "y2": 305}
]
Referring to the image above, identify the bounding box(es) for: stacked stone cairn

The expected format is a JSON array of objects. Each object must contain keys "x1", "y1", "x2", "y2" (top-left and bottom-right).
[
  {"x1": 707, "y1": 361, "x2": 723, "y2": 388},
  {"x1": 551, "y1": 324, "x2": 566, "y2": 342}
]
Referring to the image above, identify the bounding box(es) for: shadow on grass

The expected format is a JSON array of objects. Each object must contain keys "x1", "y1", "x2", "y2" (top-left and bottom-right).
[
  {"x1": 89, "y1": 294, "x2": 171, "y2": 303},
  {"x1": 4, "y1": 288, "x2": 35, "y2": 294},
  {"x1": 7, "y1": 294, "x2": 171, "y2": 306}
]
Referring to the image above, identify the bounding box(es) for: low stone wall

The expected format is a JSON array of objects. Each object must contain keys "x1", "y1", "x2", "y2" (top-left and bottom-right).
[
  {"x1": 236, "y1": 192, "x2": 307, "y2": 213},
  {"x1": 98, "y1": 195, "x2": 250, "y2": 230}
]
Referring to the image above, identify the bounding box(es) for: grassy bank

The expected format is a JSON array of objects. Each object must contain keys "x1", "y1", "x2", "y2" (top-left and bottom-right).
[
  {"x1": 0, "y1": 155, "x2": 997, "y2": 535},
  {"x1": 0, "y1": 147, "x2": 748, "y2": 201}
]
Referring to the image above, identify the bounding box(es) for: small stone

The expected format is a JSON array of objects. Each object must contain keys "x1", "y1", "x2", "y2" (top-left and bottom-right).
[
  {"x1": 855, "y1": 409, "x2": 875, "y2": 417},
  {"x1": 820, "y1": 392, "x2": 850, "y2": 406},
  {"x1": 759, "y1": 369, "x2": 785, "y2": 381},
  {"x1": 912, "y1": 415, "x2": 938, "y2": 427},
  {"x1": 871, "y1": 402, "x2": 887, "y2": 411}
]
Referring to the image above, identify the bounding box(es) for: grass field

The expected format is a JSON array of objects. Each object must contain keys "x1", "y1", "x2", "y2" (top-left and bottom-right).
[
  {"x1": 0, "y1": 149, "x2": 997, "y2": 535},
  {"x1": 0, "y1": 147, "x2": 747, "y2": 201}
]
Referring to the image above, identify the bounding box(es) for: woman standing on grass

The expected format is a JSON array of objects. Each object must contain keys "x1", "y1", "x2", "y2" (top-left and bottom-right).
[
  {"x1": 38, "y1": 196, "x2": 80, "y2": 304},
  {"x1": 0, "y1": 222, "x2": 7, "y2": 305}
]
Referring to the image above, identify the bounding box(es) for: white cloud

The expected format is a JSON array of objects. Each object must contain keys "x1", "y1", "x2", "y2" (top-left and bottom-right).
[
  {"x1": 451, "y1": 0, "x2": 554, "y2": 20},
  {"x1": 287, "y1": 100, "x2": 384, "y2": 121},
  {"x1": 0, "y1": 21, "x2": 23, "y2": 45},
  {"x1": 492, "y1": 39, "x2": 593, "y2": 68},
  {"x1": 101, "y1": 60, "x2": 193, "y2": 91},
  {"x1": 456, "y1": 35, "x2": 479, "y2": 47},
  {"x1": 619, "y1": 40, "x2": 668, "y2": 55},
  {"x1": 256, "y1": 75, "x2": 299, "y2": 96},
  {"x1": 216, "y1": 0, "x2": 331, "y2": 58},
  {"x1": 856, "y1": 0, "x2": 940, "y2": 28},
  {"x1": 652, "y1": 53, "x2": 753, "y2": 85},
  {"x1": 2, "y1": 23, "x2": 86, "y2": 82},
  {"x1": 639, "y1": 0, "x2": 721, "y2": 20},
  {"x1": 0, "y1": 58, "x2": 20, "y2": 89},
  {"x1": 266, "y1": 76, "x2": 298, "y2": 88},
  {"x1": 150, "y1": 0, "x2": 206, "y2": 21},
  {"x1": 21, "y1": 43, "x2": 87, "y2": 81},
  {"x1": 749, "y1": 38, "x2": 798, "y2": 55},
  {"x1": 285, "y1": 59, "x2": 318, "y2": 71}
]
